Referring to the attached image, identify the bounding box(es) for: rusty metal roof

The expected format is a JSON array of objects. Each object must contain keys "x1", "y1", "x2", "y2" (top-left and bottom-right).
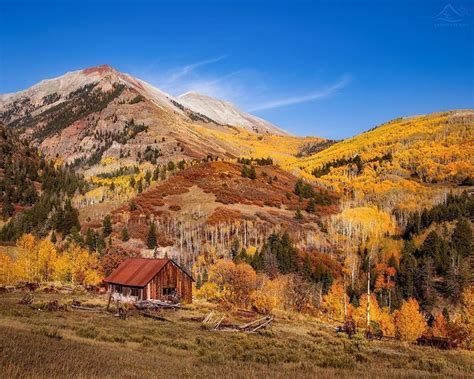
[{"x1": 103, "y1": 258, "x2": 170, "y2": 287}]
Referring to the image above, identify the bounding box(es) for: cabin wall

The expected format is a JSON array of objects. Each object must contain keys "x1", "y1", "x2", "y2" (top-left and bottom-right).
[
  {"x1": 108, "y1": 284, "x2": 145, "y2": 300},
  {"x1": 146, "y1": 262, "x2": 192, "y2": 303}
]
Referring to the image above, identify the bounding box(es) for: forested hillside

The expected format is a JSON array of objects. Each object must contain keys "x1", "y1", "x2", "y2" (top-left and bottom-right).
[
  {"x1": 292, "y1": 111, "x2": 474, "y2": 219},
  {"x1": 0, "y1": 123, "x2": 87, "y2": 241},
  {"x1": 1, "y1": 83, "x2": 473, "y2": 354}
]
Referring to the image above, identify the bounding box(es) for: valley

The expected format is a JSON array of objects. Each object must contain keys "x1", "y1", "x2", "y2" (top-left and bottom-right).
[{"x1": 0, "y1": 65, "x2": 473, "y2": 378}]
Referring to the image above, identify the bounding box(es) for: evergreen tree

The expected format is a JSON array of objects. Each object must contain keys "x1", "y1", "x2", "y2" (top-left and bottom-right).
[
  {"x1": 398, "y1": 241, "x2": 417, "y2": 299},
  {"x1": 238, "y1": 247, "x2": 250, "y2": 264},
  {"x1": 102, "y1": 215, "x2": 112, "y2": 237},
  {"x1": 248, "y1": 166, "x2": 257, "y2": 180},
  {"x1": 417, "y1": 257, "x2": 436, "y2": 308},
  {"x1": 86, "y1": 227, "x2": 96, "y2": 251},
  {"x1": 196, "y1": 274, "x2": 202, "y2": 289},
  {"x1": 2, "y1": 193, "x2": 14, "y2": 219},
  {"x1": 305, "y1": 198, "x2": 316, "y2": 213},
  {"x1": 136, "y1": 179, "x2": 143, "y2": 194},
  {"x1": 147, "y1": 222, "x2": 157, "y2": 249},
  {"x1": 202, "y1": 269, "x2": 208, "y2": 283},
  {"x1": 419, "y1": 230, "x2": 449, "y2": 275},
  {"x1": 452, "y1": 217, "x2": 472, "y2": 258},
  {"x1": 121, "y1": 227, "x2": 130, "y2": 242}
]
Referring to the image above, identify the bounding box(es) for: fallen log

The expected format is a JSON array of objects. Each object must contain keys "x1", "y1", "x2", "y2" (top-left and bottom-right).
[
  {"x1": 211, "y1": 314, "x2": 275, "y2": 333},
  {"x1": 140, "y1": 311, "x2": 172, "y2": 322},
  {"x1": 135, "y1": 299, "x2": 181, "y2": 310},
  {"x1": 71, "y1": 305, "x2": 103, "y2": 313}
]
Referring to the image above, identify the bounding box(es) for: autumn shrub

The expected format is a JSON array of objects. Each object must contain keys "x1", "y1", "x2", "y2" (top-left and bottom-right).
[
  {"x1": 195, "y1": 282, "x2": 220, "y2": 301},
  {"x1": 208, "y1": 260, "x2": 257, "y2": 307},
  {"x1": 394, "y1": 298, "x2": 427, "y2": 341},
  {"x1": 250, "y1": 290, "x2": 277, "y2": 314}
]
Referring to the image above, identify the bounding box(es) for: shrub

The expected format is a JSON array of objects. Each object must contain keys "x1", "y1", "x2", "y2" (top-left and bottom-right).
[
  {"x1": 76, "y1": 326, "x2": 99, "y2": 339},
  {"x1": 34, "y1": 326, "x2": 62, "y2": 340},
  {"x1": 208, "y1": 260, "x2": 257, "y2": 307},
  {"x1": 250, "y1": 290, "x2": 277, "y2": 314}
]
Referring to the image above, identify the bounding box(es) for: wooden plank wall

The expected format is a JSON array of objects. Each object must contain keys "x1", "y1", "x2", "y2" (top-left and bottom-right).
[{"x1": 146, "y1": 261, "x2": 192, "y2": 303}]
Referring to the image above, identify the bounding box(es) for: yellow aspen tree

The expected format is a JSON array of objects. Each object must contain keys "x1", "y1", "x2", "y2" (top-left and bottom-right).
[
  {"x1": 15, "y1": 234, "x2": 38, "y2": 281},
  {"x1": 322, "y1": 282, "x2": 346, "y2": 322},
  {"x1": 37, "y1": 239, "x2": 58, "y2": 282},
  {"x1": 353, "y1": 293, "x2": 381, "y2": 328},
  {"x1": 379, "y1": 307, "x2": 396, "y2": 336},
  {"x1": 0, "y1": 253, "x2": 16, "y2": 285},
  {"x1": 394, "y1": 298, "x2": 427, "y2": 342}
]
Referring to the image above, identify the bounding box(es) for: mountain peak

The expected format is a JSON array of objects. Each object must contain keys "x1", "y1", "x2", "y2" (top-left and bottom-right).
[
  {"x1": 82, "y1": 64, "x2": 118, "y2": 76},
  {"x1": 1, "y1": 65, "x2": 288, "y2": 136}
]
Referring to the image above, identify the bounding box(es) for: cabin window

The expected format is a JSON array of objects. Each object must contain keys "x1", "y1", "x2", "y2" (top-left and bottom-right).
[
  {"x1": 131, "y1": 288, "x2": 140, "y2": 297},
  {"x1": 163, "y1": 287, "x2": 175, "y2": 295}
]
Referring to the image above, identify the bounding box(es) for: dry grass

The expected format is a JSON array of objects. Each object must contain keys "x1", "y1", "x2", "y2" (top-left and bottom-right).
[{"x1": 0, "y1": 292, "x2": 472, "y2": 378}]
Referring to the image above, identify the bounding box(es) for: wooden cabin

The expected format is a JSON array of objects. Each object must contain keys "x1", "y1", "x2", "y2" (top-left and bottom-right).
[{"x1": 103, "y1": 258, "x2": 193, "y2": 303}]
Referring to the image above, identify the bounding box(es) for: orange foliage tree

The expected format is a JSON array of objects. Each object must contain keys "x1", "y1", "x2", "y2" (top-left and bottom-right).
[
  {"x1": 394, "y1": 298, "x2": 427, "y2": 341},
  {"x1": 431, "y1": 311, "x2": 448, "y2": 338},
  {"x1": 207, "y1": 260, "x2": 257, "y2": 307},
  {"x1": 374, "y1": 263, "x2": 396, "y2": 310}
]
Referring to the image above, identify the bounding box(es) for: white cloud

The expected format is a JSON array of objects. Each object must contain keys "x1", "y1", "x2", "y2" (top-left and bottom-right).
[
  {"x1": 132, "y1": 57, "x2": 350, "y2": 114},
  {"x1": 163, "y1": 55, "x2": 227, "y2": 85},
  {"x1": 248, "y1": 75, "x2": 351, "y2": 111}
]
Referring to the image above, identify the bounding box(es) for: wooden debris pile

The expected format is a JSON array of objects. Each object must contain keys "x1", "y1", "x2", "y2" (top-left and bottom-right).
[
  {"x1": 42, "y1": 299, "x2": 67, "y2": 312},
  {"x1": 202, "y1": 311, "x2": 274, "y2": 333},
  {"x1": 18, "y1": 293, "x2": 34, "y2": 305},
  {"x1": 135, "y1": 299, "x2": 181, "y2": 310},
  {"x1": 70, "y1": 300, "x2": 103, "y2": 313}
]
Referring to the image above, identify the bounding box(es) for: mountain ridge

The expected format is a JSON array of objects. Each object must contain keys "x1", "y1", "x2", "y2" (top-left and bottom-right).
[{"x1": 0, "y1": 64, "x2": 286, "y2": 136}]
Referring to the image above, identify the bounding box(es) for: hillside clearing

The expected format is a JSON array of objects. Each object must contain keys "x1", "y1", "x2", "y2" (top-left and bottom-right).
[{"x1": 0, "y1": 292, "x2": 472, "y2": 378}]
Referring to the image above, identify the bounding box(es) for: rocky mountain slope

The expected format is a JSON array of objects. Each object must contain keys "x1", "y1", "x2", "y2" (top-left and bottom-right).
[
  {"x1": 0, "y1": 65, "x2": 294, "y2": 172},
  {"x1": 178, "y1": 91, "x2": 287, "y2": 135}
]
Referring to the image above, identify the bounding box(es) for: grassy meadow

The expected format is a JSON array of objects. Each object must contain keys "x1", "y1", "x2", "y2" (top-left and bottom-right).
[{"x1": 0, "y1": 291, "x2": 473, "y2": 378}]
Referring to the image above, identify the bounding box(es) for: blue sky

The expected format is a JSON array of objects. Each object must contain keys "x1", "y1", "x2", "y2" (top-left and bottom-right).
[{"x1": 1, "y1": 0, "x2": 472, "y2": 139}]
